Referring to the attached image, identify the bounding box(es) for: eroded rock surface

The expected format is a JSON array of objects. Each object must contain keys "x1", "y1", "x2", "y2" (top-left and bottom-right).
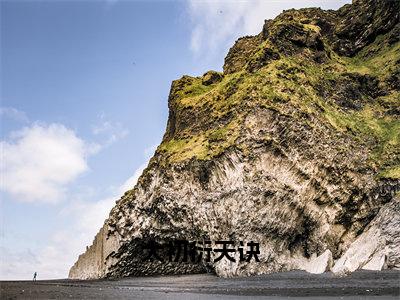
[
  {"x1": 69, "y1": 0, "x2": 400, "y2": 279},
  {"x1": 332, "y1": 196, "x2": 400, "y2": 274}
]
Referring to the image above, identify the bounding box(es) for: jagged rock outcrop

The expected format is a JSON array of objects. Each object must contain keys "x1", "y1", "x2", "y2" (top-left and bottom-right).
[
  {"x1": 332, "y1": 196, "x2": 400, "y2": 274},
  {"x1": 69, "y1": 0, "x2": 400, "y2": 279}
]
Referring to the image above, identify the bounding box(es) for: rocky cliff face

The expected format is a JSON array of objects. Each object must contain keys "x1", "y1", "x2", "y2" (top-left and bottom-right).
[{"x1": 69, "y1": 0, "x2": 400, "y2": 279}]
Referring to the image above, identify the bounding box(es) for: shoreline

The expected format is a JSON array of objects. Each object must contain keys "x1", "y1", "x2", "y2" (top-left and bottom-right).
[{"x1": 2, "y1": 270, "x2": 399, "y2": 299}]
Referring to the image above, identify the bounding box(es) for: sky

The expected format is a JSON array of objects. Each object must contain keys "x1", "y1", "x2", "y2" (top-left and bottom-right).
[{"x1": 0, "y1": 0, "x2": 351, "y2": 280}]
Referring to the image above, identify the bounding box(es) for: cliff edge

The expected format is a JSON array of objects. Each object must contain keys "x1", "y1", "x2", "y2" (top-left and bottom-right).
[{"x1": 69, "y1": 0, "x2": 400, "y2": 279}]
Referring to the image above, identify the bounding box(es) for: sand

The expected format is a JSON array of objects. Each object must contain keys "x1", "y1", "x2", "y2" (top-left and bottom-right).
[{"x1": 1, "y1": 270, "x2": 399, "y2": 299}]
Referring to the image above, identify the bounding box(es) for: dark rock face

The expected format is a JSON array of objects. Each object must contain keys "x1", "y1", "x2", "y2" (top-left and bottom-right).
[
  {"x1": 202, "y1": 71, "x2": 224, "y2": 86},
  {"x1": 223, "y1": 0, "x2": 400, "y2": 73},
  {"x1": 333, "y1": 0, "x2": 400, "y2": 56},
  {"x1": 332, "y1": 195, "x2": 400, "y2": 274},
  {"x1": 316, "y1": 73, "x2": 384, "y2": 111},
  {"x1": 69, "y1": 0, "x2": 400, "y2": 279},
  {"x1": 224, "y1": 36, "x2": 263, "y2": 74}
]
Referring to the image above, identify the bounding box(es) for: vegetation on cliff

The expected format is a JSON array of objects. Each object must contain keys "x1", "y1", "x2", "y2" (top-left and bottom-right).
[
  {"x1": 70, "y1": 0, "x2": 400, "y2": 280},
  {"x1": 158, "y1": 0, "x2": 399, "y2": 180}
]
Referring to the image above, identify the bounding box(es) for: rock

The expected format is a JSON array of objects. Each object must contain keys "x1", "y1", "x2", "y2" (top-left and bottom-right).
[
  {"x1": 316, "y1": 73, "x2": 383, "y2": 111},
  {"x1": 223, "y1": 36, "x2": 263, "y2": 74},
  {"x1": 69, "y1": 225, "x2": 120, "y2": 279},
  {"x1": 332, "y1": 197, "x2": 400, "y2": 275},
  {"x1": 362, "y1": 251, "x2": 386, "y2": 271},
  {"x1": 202, "y1": 71, "x2": 223, "y2": 86},
  {"x1": 303, "y1": 250, "x2": 333, "y2": 274},
  {"x1": 333, "y1": 0, "x2": 400, "y2": 56},
  {"x1": 69, "y1": 0, "x2": 400, "y2": 280}
]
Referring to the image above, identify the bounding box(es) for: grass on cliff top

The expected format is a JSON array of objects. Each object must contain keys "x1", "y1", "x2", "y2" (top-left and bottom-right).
[
  {"x1": 174, "y1": 77, "x2": 215, "y2": 100},
  {"x1": 177, "y1": 72, "x2": 247, "y2": 118},
  {"x1": 378, "y1": 166, "x2": 400, "y2": 179},
  {"x1": 338, "y1": 34, "x2": 400, "y2": 78},
  {"x1": 322, "y1": 39, "x2": 399, "y2": 175},
  {"x1": 321, "y1": 99, "x2": 400, "y2": 171},
  {"x1": 159, "y1": 34, "x2": 399, "y2": 172},
  {"x1": 256, "y1": 34, "x2": 400, "y2": 175},
  {"x1": 159, "y1": 118, "x2": 241, "y2": 162},
  {"x1": 158, "y1": 71, "x2": 248, "y2": 163},
  {"x1": 292, "y1": 47, "x2": 399, "y2": 175}
]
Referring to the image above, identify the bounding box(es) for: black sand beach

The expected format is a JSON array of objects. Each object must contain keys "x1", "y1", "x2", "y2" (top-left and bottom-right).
[{"x1": 1, "y1": 270, "x2": 399, "y2": 299}]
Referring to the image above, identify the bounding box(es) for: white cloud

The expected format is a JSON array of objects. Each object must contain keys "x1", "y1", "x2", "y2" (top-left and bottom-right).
[
  {"x1": 0, "y1": 190, "x2": 119, "y2": 280},
  {"x1": 119, "y1": 163, "x2": 147, "y2": 194},
  {"x1": 0, "y1": 123, "x2": 96, "y2": 203},
  {"x1": 0, "y1": 247, "x2": 40, "y2": 280},
  {"x1": 143, "y1": 144, "x2": 158, "y2": 159},
  {"x1": 1, "y1": 183, "x2": 131, "y2": 280},
  {"x1": 0, "y1": 107, "x2": 29, "y2": 123},
  {"x1": 0, "y1": 145, "x2": 154, "y2": 280},
  {"x1": 187, "y1": 0, "x2": 351, "y2": 62},
  {"x1": 118, "y1": 144, "x2": 157, "y2": 195},
  {"x1": 92, "y1": 120, "x2": 129, "y2": 147},
  {"x1": 62, "y1": 162, "x2": 148, "y2": 253}
]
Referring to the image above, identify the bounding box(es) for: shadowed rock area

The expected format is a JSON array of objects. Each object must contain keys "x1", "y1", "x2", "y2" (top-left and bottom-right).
[{"x1": 69, "y1": 0, "x2": 400, "y2": 279}]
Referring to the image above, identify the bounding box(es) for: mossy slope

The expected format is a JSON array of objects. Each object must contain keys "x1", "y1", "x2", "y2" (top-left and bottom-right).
[{"x1": 157, "y1": 2, "x2": 399, "y2": 179}]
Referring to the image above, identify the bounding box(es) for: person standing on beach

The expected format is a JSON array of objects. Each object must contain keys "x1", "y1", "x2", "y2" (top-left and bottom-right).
[{"x1": 33, "y1": 272, "x2": 37, "y2": 282}]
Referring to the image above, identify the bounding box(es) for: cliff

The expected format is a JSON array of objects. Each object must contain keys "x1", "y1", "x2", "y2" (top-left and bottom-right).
[{"x1": 69, "y1": 0, "x2": 400, "y2": 279}]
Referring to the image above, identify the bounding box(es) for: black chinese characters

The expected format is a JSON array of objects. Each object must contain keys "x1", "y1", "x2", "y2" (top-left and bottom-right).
[{"x1": 143, "y1": 240, "x2": 260, "y2": 263}]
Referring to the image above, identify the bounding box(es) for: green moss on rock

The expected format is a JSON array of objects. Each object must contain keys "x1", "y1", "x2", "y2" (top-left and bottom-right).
[{"x1": 159, "y1": 9, "x2": 399, "y2": 177}]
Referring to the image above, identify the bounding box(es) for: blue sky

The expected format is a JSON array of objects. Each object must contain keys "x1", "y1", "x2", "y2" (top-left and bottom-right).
[{"x1": 1, "y1": 0, "x2": 350, "y2": 280}]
